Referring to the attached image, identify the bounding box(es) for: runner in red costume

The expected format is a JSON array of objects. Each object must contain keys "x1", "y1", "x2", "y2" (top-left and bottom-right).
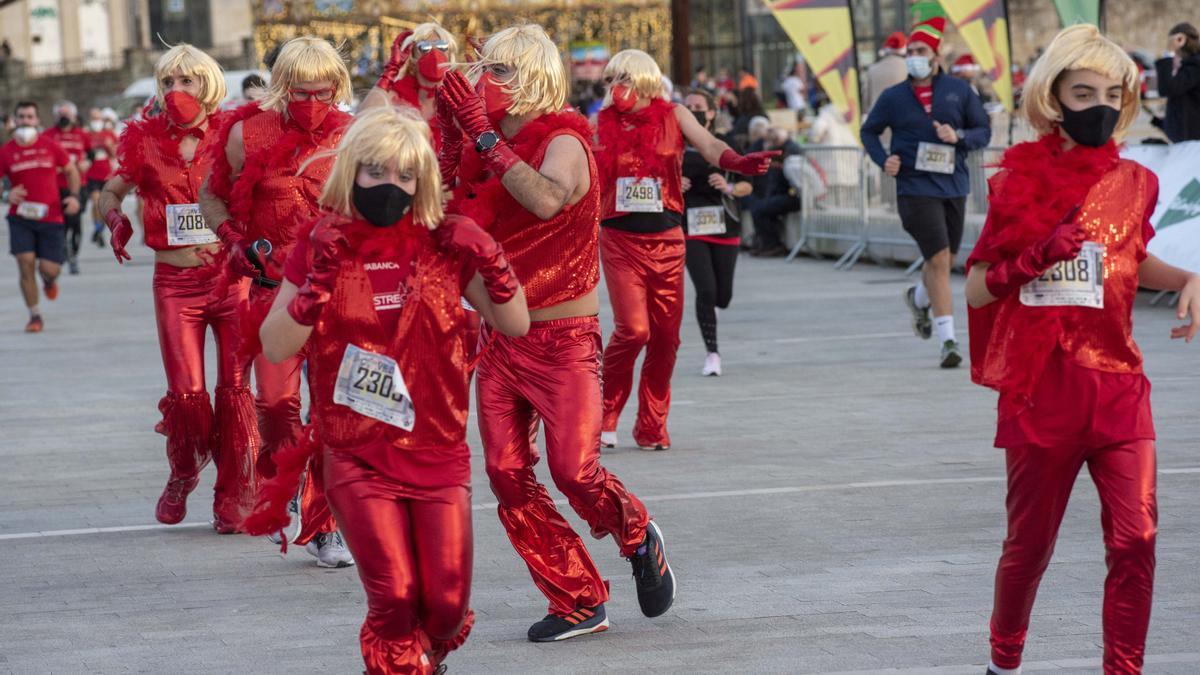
[
  {"x1": 964, "y1": 25, "x2": 1200, "y2": 675},
  {"x1": 594, "y1": 49, "x2": 775, "y2": 452},
  {"x1": 250, "y1": 106, "x2": 529, "y2": 675},
  {"x1": 359, "y1": 22, "x2": 456, "y2": 151},
  {"x1": 86, "y1": 108, "x2": 119, "y2": 248},
  {"x1": 439, "y1": 24, "x2": 676, "y2": 643},
  {"x1": 44, "y1": 100, "x2": 90, "y2": 275},
  {"x1": 198, "y1": 37, "x2": 355, "y2": 563},
  {"x1": 95, "y1": 45, "x2": 258, "y2": 529}
]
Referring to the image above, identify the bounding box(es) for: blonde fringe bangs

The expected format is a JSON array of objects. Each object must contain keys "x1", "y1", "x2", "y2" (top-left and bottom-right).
[
  {"x1": 261, "y1": 37, "x2": 353, "y2": 112},
  {"x1": 155, "y1": 44, "x2": 227, "y2": 112},
  {"x1": 470, "y1": 24, "x2": 567, "y2": 116}
]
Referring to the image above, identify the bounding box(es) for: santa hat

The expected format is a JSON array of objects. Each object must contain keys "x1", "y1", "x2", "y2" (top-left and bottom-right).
[
  {"x1": 884, "y1": 31, "x2": 907, "y2": 51},
  {"x1": 909, "y1": 17, "x2": 946, "y2": 54},
  {"x1": 952, "y1": 54, "x2": 980, "y2": 74}
]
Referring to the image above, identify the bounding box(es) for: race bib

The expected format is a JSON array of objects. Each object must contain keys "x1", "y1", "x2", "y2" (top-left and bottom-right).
[
  {"x1": 914, "y1": 141, "x2": 956, "y2": 175},
  {"x1": 15, "y1": 201, "x2": 49, "y2": 220},
  {"x1": 1020, "y1": 242, "x2": 1105, "y2": 309},
  {"x1": 686, "y1": 205, "x2": 726, "y2": 236},
  {"x1": 333, "y1": 344, "x2": 415, "y2": 430},
  {"x1": 165, "y1": 203, "x2": 218, "y2": 246},
  {"x1": 616, "y1": 177, "x2": 663, "y2": 213},
  {"x1": 94, "y1": 149, "x2": 108, "y2": 160}
]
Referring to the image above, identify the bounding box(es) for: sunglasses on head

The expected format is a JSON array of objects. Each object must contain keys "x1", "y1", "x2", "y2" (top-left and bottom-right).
[{"x1": 415, "y1": 40, "x2": 450, "y2": 54}]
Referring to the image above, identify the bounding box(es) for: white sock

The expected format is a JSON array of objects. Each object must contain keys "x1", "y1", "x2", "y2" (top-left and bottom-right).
[
  {"x1": 913, "y1": 281, "x2": 931, "y2": 308},
  {"x1": 934, "y1": 314, "x2": 955, "y2": 343},
  {"x1": 987, "y1": 661, "x2": 1020, "y2": 675},
  {"x1": 30, "y1": 305, "x2": 40, "y2": 317}
]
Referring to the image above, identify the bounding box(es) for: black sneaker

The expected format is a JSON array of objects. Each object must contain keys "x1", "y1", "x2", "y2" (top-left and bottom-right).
[
  {"x1": 903, "y1": 286, "x2": 933, "y2": 340},
  {"x1": 940, "y1": 339, "x2": 962, "y2": 369},
  {"x1": 629, "y1": 520, "x2": 676, "y2": 617},
  {"x1": 526, "y1": 604, "x2": 609, "y2": 642}
]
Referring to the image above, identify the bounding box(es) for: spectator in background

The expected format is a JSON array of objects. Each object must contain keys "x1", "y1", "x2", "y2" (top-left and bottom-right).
[
  {"x1": 779, "y1": 61, "x2": 808, "y2": 117},
  {"x1": 744, "y1": 127, "x2": 801, "y2": 257},
  {"x1": 1155, "y1": 22, "x2": 1200, "y2": 142},
  {"x1": 691, "y1": 65, "x2": 716, "y2": 94},
  {"x1": 715, "y1": 67, "x2": 735, "y2": 93},
  {"x1": 732, "y1": 87, "x2": 767, "y2": 138},
  {"x1": 864, "y1": 31, "x2": 908, "y2": 114},
  {"x1": 747, "y1": 115, "x2": 770, "y2": 148},
  {"x1": 737, "y1": 66, "x2": 759, "y2": 92},
  {"x1": 241, "y1": 73, "x2": 268, "y2": 102}
]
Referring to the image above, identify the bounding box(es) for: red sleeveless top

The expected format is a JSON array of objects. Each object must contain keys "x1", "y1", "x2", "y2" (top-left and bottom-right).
[
  {"x1": 305, "y1": 215, "x2": 473, "y2": 455},
  {"x1": 449, "y1": 111, "x2": 600, "y2": 311},
  {"x1": 117, "y1": 113, "x2": 223, "y2": 251},
  {"x1": 595, "y1": 98, "x2": 685, "y2": 220}
]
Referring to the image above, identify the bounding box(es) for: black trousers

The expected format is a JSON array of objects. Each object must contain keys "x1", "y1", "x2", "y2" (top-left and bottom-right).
[{"x1": 685, "y1": 239, "x2": 738, "y2": 354}]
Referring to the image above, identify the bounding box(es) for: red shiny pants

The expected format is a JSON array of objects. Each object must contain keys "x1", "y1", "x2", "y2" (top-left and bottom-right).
[
  {"x1": 477, "y1": 316, "x2": 650, "y2": 615},
  {"x1": 246, "y1": 282, "x2": 334, "y2": 543},
  {"x1": 324, "y1": 451, "x2": 473, "y2": 675},
  {"x1": 600, "y1": 227, "x2": 685, "y2": 447},
  {"x1": 152, "y1": 262, "x2": 257, "y2": 521},
  {"x1": 990, "y1": 439, "x2": 1157, "y2": 674}
]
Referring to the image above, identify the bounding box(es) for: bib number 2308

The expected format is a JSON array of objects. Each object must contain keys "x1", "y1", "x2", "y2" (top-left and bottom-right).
[
  {"x1": 1019, "y1": 241, "x2": 1105, "y2": 309},
  {"x1": 333, "y1": 344, "x2": 415, "y2": 430}
]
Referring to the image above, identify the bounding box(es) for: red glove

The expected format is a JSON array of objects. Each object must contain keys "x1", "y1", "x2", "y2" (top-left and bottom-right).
[
  {"x1": 375, "y1": 30, "x2": 413, "y2": 91},
  {"x1": 984, "y1": 206, "x2": 1087, "y2": 299},
  {"x1": 439, "y1": 71, "x2": 521, "y2": 176},
  {"x1": 214, "y1": 220, "x2": 260, "y2": 279},
  {"x1": 437, "y1": 93, "x2": 464, "y2": 187},
  {"x1": 287, "y1": 222, "x2": 348, "y2": 326},
  {"x1": 104, "y1": 208, "x2": 133, "y2": 264},
  {"x1": 432, "y1": 215, "x2": 519, "y2": 304},
  {"x1": 719, "y1": 149, "x2": 780, "y2": 176}
]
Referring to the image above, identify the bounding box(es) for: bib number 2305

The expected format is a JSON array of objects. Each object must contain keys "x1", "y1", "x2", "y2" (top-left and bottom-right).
[
  {"x1": 333, "y1": 344, "x2": 415, "y2": 430},
  {"x1": 616, "y1": 177, "x2": 663, "y2": 213},
  {"x1": 1020, "y1": 241, "x2": 1105, "y2": 309}
]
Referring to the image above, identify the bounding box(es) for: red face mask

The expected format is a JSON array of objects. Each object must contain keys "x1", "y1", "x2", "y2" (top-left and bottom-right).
[
  {"x1": 418, "y1": 50, "x2": 449, "y2": 83},
  {"x1": 164, "y1": 91, "x2": 203, "y2": 127},
  {"x1": 478, "y1": 75, "x2": 514, "y2": 122},
  {"x1": 610, "y1": 84, "x2": 637, "y2": 113},
  {"x1": 287, "y1": 99, "x2": 332, "y2": 132}
]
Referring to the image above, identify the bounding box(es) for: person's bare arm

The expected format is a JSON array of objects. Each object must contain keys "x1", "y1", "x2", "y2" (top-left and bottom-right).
[
  {"x1": 965, "y1": 263, "x2": 997, "y2": 308},
  {"x1": 96, "y1": 175, "x2": 133, "y2": 217},
  {"x1": 198, "y1": 121, "x2": 244, "y2": 232},
  {"x1": 260, "y1": 281, "x2": 314, "y2": 363},
  {"x1": 463, "y1": 274, "x2": 530, "y2": 337},
  {"x1": 675, "y1": 103, "x2": 732, "y2": 166},
  {"x1": 498, "y1": 134, "x2": 588, "y2": 221},
  {"x1": 63, "y1": 163, "x2": 81, "y2": 196}
]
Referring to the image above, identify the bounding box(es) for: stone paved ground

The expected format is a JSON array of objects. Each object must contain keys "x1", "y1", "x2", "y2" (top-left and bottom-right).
[{"x1": 1, "y1": 232, "x2": 1198, "y2": 674}]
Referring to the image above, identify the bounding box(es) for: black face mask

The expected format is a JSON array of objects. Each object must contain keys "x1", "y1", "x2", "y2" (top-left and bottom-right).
[
  {"x1": 1057, "y1": 100, "x2": 1120, "y2": 148},
  {"x1": 692, "y1": 109, "x2": 710, "y2": 129},
  {"x1": 353, "y1": 182, "x2": 413, "y2": 228},
  {"x1": 57, "y1": 116, "x2": 72, "y2": 129}
]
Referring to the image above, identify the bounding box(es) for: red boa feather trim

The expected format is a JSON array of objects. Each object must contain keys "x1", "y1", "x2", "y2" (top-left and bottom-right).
[
  {"x1": 239, "y1": 424, "x2": 320, "y2": 552},
  {"x1": 204, "y1": 102, "x2": 261, "y2": 203},
  {"x1": 115, "y1": 114, "x2": 170, "y2": 183},
  {"x1": 595, "y1": 98, "x2": 675, "y2": 183}
]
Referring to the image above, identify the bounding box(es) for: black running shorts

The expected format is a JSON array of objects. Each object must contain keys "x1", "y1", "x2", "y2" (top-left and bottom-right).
[{"x1": 896, "y1": 195, "x2": 966, "y2": 259}]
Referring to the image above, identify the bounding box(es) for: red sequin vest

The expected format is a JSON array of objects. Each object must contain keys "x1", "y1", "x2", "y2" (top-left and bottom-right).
[{"x1": 595, "y1": 98, "x2": 685, "y2": 220}]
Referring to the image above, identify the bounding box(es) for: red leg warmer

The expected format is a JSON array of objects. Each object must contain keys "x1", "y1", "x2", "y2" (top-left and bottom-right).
[{"x1": 211, "y1": 385, "x2": 260, "y2": 529}]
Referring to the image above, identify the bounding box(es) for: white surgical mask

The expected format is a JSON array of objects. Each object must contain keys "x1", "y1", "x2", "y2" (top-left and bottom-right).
[
  {"x1": 906, "y1": 55, "x2": 932, "y2": 80},
  {"x1": 89, "y1": 120, "x2": 103, "y2": 132},
  {"x1": 14, "y1": 126, "x2": 38, "y2": 144}
]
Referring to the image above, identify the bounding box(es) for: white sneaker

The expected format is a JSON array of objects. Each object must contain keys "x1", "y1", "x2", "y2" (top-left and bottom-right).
[
  {"x1": 600, "y1": 431, "x2": 618, "y2": 449},
  {"x1": 306, "y1": 531, "x2": 355, "y2": 568},
  {"x1": 266, "y1": 485, "x2": 304, "y2": 546},
  {"x1": 702, "y1": 352, "x2": 722, "y2": 377}
]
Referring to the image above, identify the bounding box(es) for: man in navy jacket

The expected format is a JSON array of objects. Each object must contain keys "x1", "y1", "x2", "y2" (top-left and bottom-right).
[{"x1": 862, "y1": 16, "x2": 990, "y2": 369}]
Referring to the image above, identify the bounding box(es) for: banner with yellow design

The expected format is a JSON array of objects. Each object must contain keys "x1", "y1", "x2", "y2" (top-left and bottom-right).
[
  {"x1": 937, "y1": 0, "x2": 1014, "y2": 111},
  {"x1": 766, "y1": 0, "x2": 861, "y2": 143}
]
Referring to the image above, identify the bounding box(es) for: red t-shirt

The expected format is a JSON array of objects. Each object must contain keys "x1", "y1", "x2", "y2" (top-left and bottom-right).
[
  {"x1": 0, "y1": 136, "x2": 70, "y2": 223},
  {"x1": 86, "y1": 129, "x2": 118, "y2": 182},
  {"x1": 44, "y1": 126, "x2": 90, "y2": 189},
  {"x1": 913, "y1": 85, "x2": 933, "y2": 114},
  {"x1": 285, "y1": 228, "x2": 421, "y2": 333}
]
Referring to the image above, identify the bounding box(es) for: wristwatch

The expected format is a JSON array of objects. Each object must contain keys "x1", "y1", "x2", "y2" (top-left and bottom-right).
[
  {"x1": 475, "y1": 130, "x2": 499, "y2": 153},
  {"x1": 955, "y1": 128, "x2": 965, "y2": 142}
]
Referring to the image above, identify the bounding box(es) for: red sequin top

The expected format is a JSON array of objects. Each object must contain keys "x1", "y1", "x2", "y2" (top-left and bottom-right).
[
  {"x1": 117, "y1": 114, "x2": 221, "y2": 250},
  {"x1": 304, "y1": 215, "x2": 473, "y2": 459},
  {"x1": 595, "y1": 98, "x2": 685, "y2": 220},
  {"x1": 449, "y1": 111, "x2": 600, "y2": 310}
]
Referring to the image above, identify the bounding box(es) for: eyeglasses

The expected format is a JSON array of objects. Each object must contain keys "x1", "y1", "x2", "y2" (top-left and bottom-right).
[
  {"x1": 415, "y1": 40, "x2": 450, "y2": 54},
  {"x1": 288, "y1": 88, "x2": 336, "y2": 102},
  {"x1": 602, "y1": 75, "x2": 630, "y2": 86}
]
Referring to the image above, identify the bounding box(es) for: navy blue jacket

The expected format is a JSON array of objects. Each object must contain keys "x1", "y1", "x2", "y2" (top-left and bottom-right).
[{"x1": 861, "y1": 73, "x2": 991, "y2": 198}]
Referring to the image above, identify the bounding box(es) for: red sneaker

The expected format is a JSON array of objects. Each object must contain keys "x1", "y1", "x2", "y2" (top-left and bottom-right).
[
  {"x1": 155, "y1": 475, "x2": 199, "y2": 524},
  {"x1": 43, "y1": 281, "x2": 58, "y2": 301},
  {"x1": 25, "y1": 315, "x2": 44, "y2": 333}
]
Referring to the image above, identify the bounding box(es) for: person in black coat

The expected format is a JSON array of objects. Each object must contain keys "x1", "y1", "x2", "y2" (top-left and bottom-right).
[{"x1": 1155, "y1": 23, "x2": 1200, "y2": 142}]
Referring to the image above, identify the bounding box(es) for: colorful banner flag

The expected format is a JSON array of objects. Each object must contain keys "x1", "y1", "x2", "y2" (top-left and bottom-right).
[
  {"x1": 766, "y1": 0, "x2": 862, "y2": 143},
  {"x1": 1052, "y1": 0, "x2": 1103, "y2": 28},
  {"x1": 937, "y1": 0, "x2": 1014, "y2": 111}
]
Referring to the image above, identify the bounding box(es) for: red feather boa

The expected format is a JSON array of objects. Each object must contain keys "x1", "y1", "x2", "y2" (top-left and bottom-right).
[
  {"x1": 115, "y1": 114, "x2": 171, "y2": 183},
  {"x1": 595, "y1": 98, "x2": 675, "y2": 183},
  {"x1": 204, "y1": 102, "x2": 260, "y2": 203},
  {"x1": 240, "y1": 423, "x2": 320, "y2": 553}
]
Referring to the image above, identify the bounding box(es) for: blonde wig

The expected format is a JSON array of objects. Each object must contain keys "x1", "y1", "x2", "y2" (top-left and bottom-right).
[
  {"x1": 154, "y1": 44, "x2": 227, "y2": 113},
  {"x1": 260, "y1": 37, "x2": 353, "y2": 113},
  {"x1": 1021, "y1": 24, "x2": 1141, "y2": 138},
  {"x1": 403, "y1": 22, "x2": 458, "y2": 78},
  {"x1": 316, "y1": 106, "x2": 444, "y2": 228},
  {"x1": 601, "y1": 49, "x2": 666, "y2": 109},
  {"x1": 470, "y1": 24, "x2": 568, "y2": 117}
]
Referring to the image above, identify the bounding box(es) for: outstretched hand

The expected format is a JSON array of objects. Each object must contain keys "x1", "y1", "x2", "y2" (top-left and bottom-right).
[{"x1": 1171, "y1": 274, "x2": 1200, "y2": 342}]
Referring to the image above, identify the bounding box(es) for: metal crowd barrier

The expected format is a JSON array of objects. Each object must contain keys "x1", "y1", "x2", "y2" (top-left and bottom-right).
[{"x1": 785, "y1": 145, "x2": 1008, "y2": 272}]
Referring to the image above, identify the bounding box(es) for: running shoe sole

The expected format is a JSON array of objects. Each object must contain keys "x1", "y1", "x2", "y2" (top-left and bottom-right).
[
  {"x1": 902, "y1": 287, "x2": 932, "y2": 340},
  {"x1": 638, "y1": 444, "x2": 669, "y2": 452}
]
